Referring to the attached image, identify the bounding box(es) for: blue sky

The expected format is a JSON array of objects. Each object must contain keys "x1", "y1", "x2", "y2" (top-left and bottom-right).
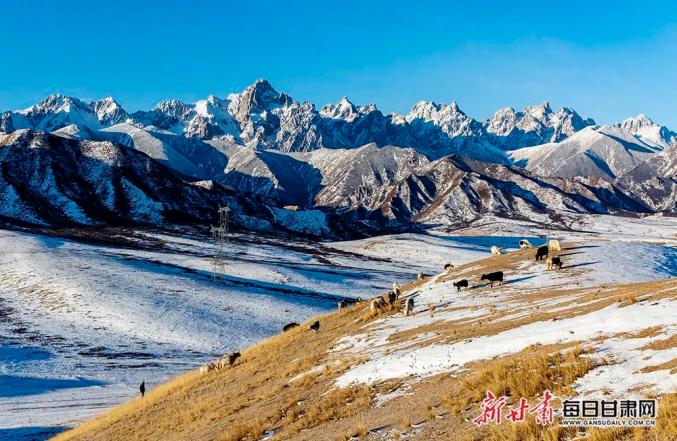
[{"x1": 2, "y1": 0, "x2": 676, "y2": 127}]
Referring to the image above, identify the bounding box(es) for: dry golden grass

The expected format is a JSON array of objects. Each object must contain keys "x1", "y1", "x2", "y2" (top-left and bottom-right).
[
  {"x1": 51, "y1": 243, "x2": 677, "y2": 441},
  {"x1": 386, "y1": 278, "x2": 676, "y2": 352},
  {"x1": 442, "y1": 344, "x2": 593, "y2": 416},
  {"x1": 640, "y1": 334, "x2": 677, "y2": 351},
  {"x1": 614, "y1": 326, "x2": 665, "y2": 340},
  {"x1": 639, "y1": 358, "x2": 677, "y2": 374},
  {"x1": 53, "y1": 300, "x2": 377, "y2": 441}
]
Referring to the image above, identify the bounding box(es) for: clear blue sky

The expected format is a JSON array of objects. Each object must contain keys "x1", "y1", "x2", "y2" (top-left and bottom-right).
[{"x1": 2, "y1": 0, "x2": 676, "y2": 127}]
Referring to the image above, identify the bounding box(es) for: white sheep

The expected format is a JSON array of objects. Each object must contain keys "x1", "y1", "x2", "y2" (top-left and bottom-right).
[
  {"x1": 490, "y1": 246, "x2": 505, "y2": 256},
  {"x1": 392, "y1": 282, "x2": 401, "y2": 298},
  {"x1": 404, "y1": 297, "x2": 415, "y2": 316},
  {"x1": 200, "y1": 362, "x2": 217, "y2": 374},
  {"x1": 548, "y1": 239, "x2": 561, "y2": 252},
  {"x1": 519, "y1": 239, "x2": 533, "y2": 249}
]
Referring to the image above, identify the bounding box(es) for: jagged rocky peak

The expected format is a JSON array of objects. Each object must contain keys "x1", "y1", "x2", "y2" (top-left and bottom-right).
[
  {"x1": 194, "y1": 94, "x2": 229, "y2": 117},
  {"x1": 91, "y1": 97, "x2": 128, "y2": 126},
  {"x1": 614, "y1": 114, "x2": 676, "y2": 149},
  {"x1": 30, "y1": 94, "x2": 87, "y2": 113},
  {"x1": 405, "y1": 100, "x2": 482, "y2": 138},
  {"x1": 618, "y1": 113, "x2": 655, "y2": 131},
  {"x1": 484, "y1": 101, "x2": 595, "y2": 148},
  {"x1": 320, "y1": 97, "x2": 359, "y2": 121},
  {"x1": 320, "y1": 97, "x2": 381, "y2": 122},
  {"x1": 153, "y1": 99, "x2": 191, "y2": 116},
  {"x1": 484, "y1": 107, "x2": 518, "y2": 135},
  {"x1": 406, "y1": 100, "x2": 467, "y2": 122},
  {"x1": 524, "y1": 101, "x2": 553, "y2": 121},
  {"x1": 231, "y1": 79, "x2": 292, "y2": 123}
]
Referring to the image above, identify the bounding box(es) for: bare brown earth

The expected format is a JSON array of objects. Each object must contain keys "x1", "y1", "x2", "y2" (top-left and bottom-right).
[{"x1": 52, "y1": 245, "x2": 677, "y2": 441}]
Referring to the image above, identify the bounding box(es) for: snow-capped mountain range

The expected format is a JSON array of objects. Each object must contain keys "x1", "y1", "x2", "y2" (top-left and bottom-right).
[
  {"x1": 4, "y1": 79, "x2": 674, "y2": 157},
  {"x1": 0, "y1": 80, "x2": 674, "y2": 236}
]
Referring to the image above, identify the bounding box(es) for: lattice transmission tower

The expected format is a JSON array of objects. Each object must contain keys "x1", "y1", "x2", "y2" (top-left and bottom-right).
[{"x1": 210, "y1": 205, "x2": 230, "y2": 281}]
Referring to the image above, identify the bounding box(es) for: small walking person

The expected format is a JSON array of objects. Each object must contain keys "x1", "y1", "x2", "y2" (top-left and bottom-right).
[{"x1": 140, "y1": 381, "x2": 146, "y2": 398}]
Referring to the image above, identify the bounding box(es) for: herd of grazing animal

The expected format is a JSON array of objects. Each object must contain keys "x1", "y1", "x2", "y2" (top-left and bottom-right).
[
  {"x1": 536, "y1": 240, "x2": 564, "y2": 270},
  {"x1": 352, "y1": 238, "x2": 567, "y2": 320},
  {"x1": 200, "y1": 238, "x2": 567, "y2": 375}
]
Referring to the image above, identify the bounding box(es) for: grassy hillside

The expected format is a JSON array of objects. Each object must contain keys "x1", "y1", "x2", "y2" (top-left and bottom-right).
[{"x1": 53, "y1": 244, "x2": 677, "y2": 441}]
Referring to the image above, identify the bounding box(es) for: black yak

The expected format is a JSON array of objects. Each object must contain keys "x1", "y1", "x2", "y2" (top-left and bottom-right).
[
  {"x1": 283, "y1": 322, "x2": 300, "y2": 332},
  {"x1": 535, "y1": 246, "x2": 548, "y2": 261},
  {"x1": 480, "y1": 271, "x2": 504, "y2": 287},
  {"x1": 453, "y1": 279, "x2": 469, "y2": 292}
]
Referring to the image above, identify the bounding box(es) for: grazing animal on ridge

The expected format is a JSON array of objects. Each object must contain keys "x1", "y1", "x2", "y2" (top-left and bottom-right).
[
  {"x1": 535, "y1": 246, "x2": 549, "y2": 261},
  {"x1": 453, "y1": 279, "x2": 469, "y2": 292},
  {"x1": 308, "y1": 320, "x2": 320, "y2": 331},
  {"x1": 404, "y1": 297, "x2": 415, "y2": 316},
  {"x1": 384, "y1": 291, "x2": 397, "y2": 305},
  {"x1": 548, "y1": 239, "x2": 562, "y2": 252},
  {"x1": 370, "y1": 297, "x2": 387, "y2": 312},
  {"x1": 444, "y1": 263, "x2": 454, "y2": 271},
  {"x1": 546, "y1": 256, "x2": 563, "y2": 270},
  {"x1": 200, "y1": 362, "x2": 217, "y2": 374},
  {"x1": 283, "y1": 322, "x2": 300, "y2": 332},
  {"x1": 226, "y1": 352, "x2": 241, "y2": 367},
  {"x1": 216, "y1": 352, "x2": 241, "y2": 370},
  {"x1": 491, "y1": 246, "x2": 505, "y2": 256},
  {"x1": 480, "y1": 271, "x2": 504, "y2": 287},
  {"x1": 519, "y1": 239, "x2": 533, "y2": 249},
  {"x1": 337, "y1": 300, "x2": 347, "y2": 311}
]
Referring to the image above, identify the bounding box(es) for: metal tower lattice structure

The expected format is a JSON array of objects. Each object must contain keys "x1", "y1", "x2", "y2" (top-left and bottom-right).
[{"x1": 210, "y1": 205, "x2": 230, "y2": 281}]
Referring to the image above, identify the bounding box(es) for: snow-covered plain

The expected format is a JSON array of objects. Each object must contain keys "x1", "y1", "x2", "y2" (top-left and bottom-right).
[
  {"x1": 0, "y1": 228, "x2": 418, "y2": 439},
  {"x1": 0, "y1": 215, "x2": 675, "y2": 439}
]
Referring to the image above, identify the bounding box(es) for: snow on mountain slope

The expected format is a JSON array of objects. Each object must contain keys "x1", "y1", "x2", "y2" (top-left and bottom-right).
[
  {"x1": 616, "y1": 144, "x2": 677, "y2": 212},
  {"x1": 320, "y1": 96, "x2": 370, "y2": 122},
  {"x1": 614, "y1": 114, "x2": 676, "y2": 149},
  {"x1": 509, "y1": 125, "x2": 660, "y2": 179},
  {"x1": 0, "y1": 95, "x2": 101, "y2": 133},
  {"x1": 223, "y1": 147, "x2": 322, "y2": 206},
  {"x1": 484, "y1": 102, "x2": 595, "y2": 150},
  {"x1": 99, "y1": 123, "x2": 233, "y2": 181},
  {"x1": 130, "y1": 96, "x2": 241, "y2": 141},
  {"x1": 218, "y1": 142, "x2": 669, "y2": 232},
  {"x1": 1, "y1": 82, "x2": 674, "y2": 232},
  {"x1": 0, "y1": 81, "x2": 603, "y2": 161},
  {"x1": 308, "y1": 144, "x2": 427, "y2": 208},
  {"x1": 0, "y1": 95, "x2": 129, "y2": 135},
  {"x1": 2, "y1": 82, "x2": 674, "y2": 184},
  {"x1": 405, "y1": 100, "x2": 484, "y2": 139},
  {"x1": 91, "y1": 97, "x2": 128, "y2": 126},
  {"x1": 51, "y1": 123, "x2": 101, "y2": 141},
  {"x1": 0, "y1": 130, "x2": 228, "y2": 227}
]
